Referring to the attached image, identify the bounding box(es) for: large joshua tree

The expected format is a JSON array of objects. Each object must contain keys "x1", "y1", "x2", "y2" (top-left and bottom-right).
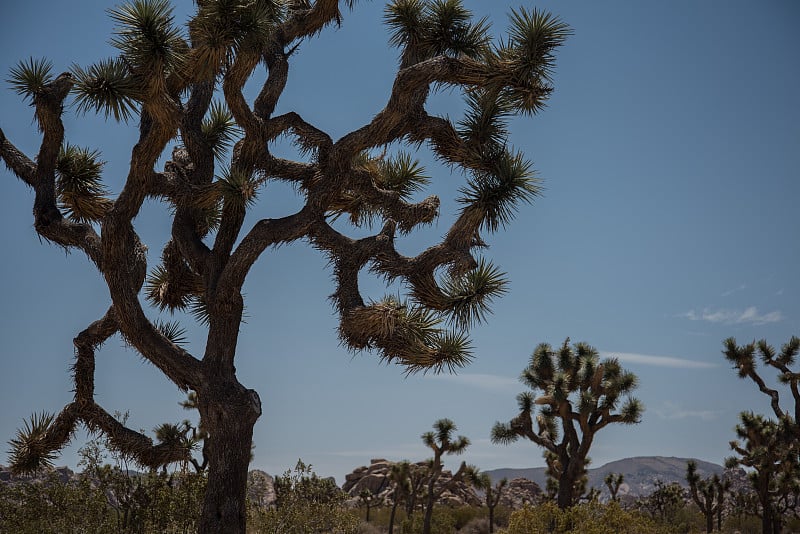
[
  {"x1": 1, "y1": 0, "x2": 569, "y2": 532},
  {"x1": 492, "y1": 339, "x2": 643, "y2": 509}
]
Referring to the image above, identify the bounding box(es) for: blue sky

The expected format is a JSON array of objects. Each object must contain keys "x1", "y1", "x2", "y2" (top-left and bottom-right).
[{"x1": 1, "y1": 1, "x2": 798, "y2": 484}]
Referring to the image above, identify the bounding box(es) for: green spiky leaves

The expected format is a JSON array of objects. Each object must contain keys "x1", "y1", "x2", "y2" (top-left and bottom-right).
[
  {"x1": 442, "y1": 258, "x2": 508, "y2": 329},
  {"x1": 329, "y1": 151, "x2": 432, "y2": 231},
  {"x1": 55, "y1": 144, "x2": 112, "y2": 222},
  {"x1": 341, "y1": 295, "x2": 473, "y2": 375},
  {"x1": 385, "y1": 0, "x2": 490, "y2": 62},
  {"x1": 189, "y1": 0, "x2": 284, "y2": 76},
  {"x1": 109, "y1": 0, "x2": 188, "y2": 84},
  {"x1": 154, "y1": 319, "x2": 188, "y2": 346},
  {"x1": 487, "y1": 8, "x2": 571, "y2": 115},
  {"x1": 202, "y1": 101, "x2": 238, "y2": 162},
  {"x1": 8, "y1": 412, "x2": 58, "y2": 475},
  {"x1": 458, "y1": 150, "x2": 540, "y2": 233},
  {"x1": 71, "y1": 58, "x2": 140, "y2": 122},
  {"x1": 7, "y1": 58, "x2": 54, "y2": 104}
]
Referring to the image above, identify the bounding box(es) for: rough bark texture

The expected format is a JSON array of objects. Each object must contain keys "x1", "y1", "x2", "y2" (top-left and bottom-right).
[{"x1": 2, "y1": 1, "x2": 569, "y2": 532}]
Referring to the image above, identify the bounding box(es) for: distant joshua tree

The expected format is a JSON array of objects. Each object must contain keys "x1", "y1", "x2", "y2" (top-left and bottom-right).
[
  {"x1": 477, "y1": 473, "x2": 508, "y2": 534},
  {"x1": 1, "y1": 0, "x2": 570, "y2": 532},
  {"x1": 686, "y1": 460, "x2": 728, "y2": 533},
  {"x1": 387, "y1": 460, "x2": 412, "y2": 534},
  {"x1": 492, "y1": 339, "x2": 643, "y2": 509},
  {"x1": 420, "y1": 418, "x2": 476, "y2": 534},
  {"x1": 604, "y1": 472, "x2": 624, "y2": 502}
]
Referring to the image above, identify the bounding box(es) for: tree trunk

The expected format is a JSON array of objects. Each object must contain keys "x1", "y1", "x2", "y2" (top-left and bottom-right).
[
  {"x1": 556, "y1": 470, "x2": 576, "y2": 510},
  {"x1": 197, "y1": 382, "x2": 261, "y2": 534},
  {"x1": 705, "y1": 511, "x2": 713, "y2": 533},
  {"x1": 422, "y1": 481, "x2": 437, "y2": 534},
  {"x1": 488, "y1": 505, "x2": 495, "y2": 534},
  {"x1": 388, "y1": 497, "x2": 399, "y2": 534}
]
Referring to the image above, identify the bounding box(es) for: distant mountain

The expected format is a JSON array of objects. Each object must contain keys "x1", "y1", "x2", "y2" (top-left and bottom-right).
[{"x1": 485, "y1": 456, "x2": 734, "y2": 499}]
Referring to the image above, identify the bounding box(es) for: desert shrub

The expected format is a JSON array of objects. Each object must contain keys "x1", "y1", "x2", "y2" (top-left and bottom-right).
[
  {"x1": 0, "y1": 471, "x2": 112, "y2": 533},
  {"x1": 506, "y1": 501, "x2": 670, "y2": 534},
  {"x1": 247, "y1": 460, "x2": 360, "y2": 534},
  {"x1": 400, "y1": 506, "x2": 457, "y2": 534},
  {"x1": 458, "y1": 517, "x2": 490, "y2": 534}
]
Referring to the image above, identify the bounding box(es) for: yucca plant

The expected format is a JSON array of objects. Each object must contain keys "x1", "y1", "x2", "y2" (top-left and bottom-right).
[
  {"x1": 492, "y1": 339, "x2": 643, "y2": 509},
  {"x1": 1, "y1": 1, "x2": 569, "y2": 532}
]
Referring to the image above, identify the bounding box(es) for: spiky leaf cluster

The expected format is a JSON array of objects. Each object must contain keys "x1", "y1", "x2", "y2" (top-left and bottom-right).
[
  {"x1": 55, "y1": 144, "x2": 112, "y2": 222},
  {"x1": 7, "y1": 412, "x2": 58, "y2": 475},
  {"x1": 385, "y1": 0, "x2": 490, "y2": 62},
  {"x1": 71, "y1": 58, "x2": 141, "y2": 122},
  {"x1": 458, "y1": 150, "x2": 540, "y2": 233},
  {"x1": 7, "y1": 58, "x2": 54, "y2": 104},
  {"x1": 202, "y1": 101, "x2": 238, "y2": 161},
  {"x1": 189, "y1": 0, "x2": 284, "y2": 75},
  {"x1": 486, "y1": 8, "x2": 571, "y2": 115},
  {"x1": 341, "y1": 295, "x2": 474, "y2": 375},
  {"x1": 441, "y1": 257, "x2": 507, "y2": 329},
  {"x1": 109, "y1": 0, "x2": 188, "y2": 86}
]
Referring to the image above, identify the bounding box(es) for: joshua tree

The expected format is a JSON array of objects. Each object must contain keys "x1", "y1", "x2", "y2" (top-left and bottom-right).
[
  {"x1": 492, "y1": 339, "x2": 643, "y2": 509},
  {"x1": 420, "y1": 418, "x2": 475, "y2": 534},
  {"x1": 477, "y1": 473, "x2": 507, "y2": 534},
  {"x1": 686, "y1": 460, "x2": 727, "y2": 533},
  {"x1": 723, "y1": 337, "x2": 800, "y2": 431},
  {"x1": 359, "y1": 488, "x2": 378, "y2": 522},
  {"x1": 637, "y1": 480, "x2": 685, "y2": 523},
  {"x1": 403, "y1": 461, "x2": 430, "y2": 520},
  {"x1": 1, "y1": 1, "x2": 569, "y2": 532},
  {"x1": 604, "y1": 472, "x2": 624, "y2": 502},
  {"x1": 387, "y1": 460, "x2": 412, "y2": 534},
  {"x1": 726, "y1": 412, "x2": 800, "y2": 534}
]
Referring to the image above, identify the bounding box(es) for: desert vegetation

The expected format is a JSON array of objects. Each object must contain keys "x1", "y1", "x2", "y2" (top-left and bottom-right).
[{"x1": 1, "y1": 0, "x2": 798, "y2": 532}]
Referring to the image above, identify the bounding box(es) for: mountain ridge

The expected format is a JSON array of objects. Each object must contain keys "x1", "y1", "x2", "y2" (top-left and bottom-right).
[{"x1": 484, "y1": 455, "x2": 732, "y2": 499}]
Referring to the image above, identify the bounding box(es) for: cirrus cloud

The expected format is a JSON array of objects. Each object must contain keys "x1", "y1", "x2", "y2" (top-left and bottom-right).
[{"x1": 680, "y1": 306, "x2": 782, "y2": 326}]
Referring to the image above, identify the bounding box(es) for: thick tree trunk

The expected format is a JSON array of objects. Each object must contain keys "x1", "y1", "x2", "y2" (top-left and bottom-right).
[
  {"x1": 556, "y1": 470, "x2": 576, "y2": 510},
  {"x1": 705, "y1": 511, "x2": 713, "y2": 533},
  {"x1": 197, "y1": 381, "x2": 261, "y2": 534},
  {"x1": 488, "y1": 505, "x2": 496, "y2": 534}
]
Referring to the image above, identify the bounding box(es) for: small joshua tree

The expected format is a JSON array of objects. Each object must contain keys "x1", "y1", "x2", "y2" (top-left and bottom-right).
[
  {"x1": 1, "y1": 1, "x2": 570, "y2": 531},
  {"x1": 420, "y1": 418, "x2": 475, "y2": 534},
  {"x1": 604, "y1": 472, "x2": 624, "y2": 502},
  {"x1": 492, "y1": 339, "x2": 643, "y2": 509},
  {"x1": 686, "y1": 460, "x2": 727, "y2": 533},
  {"x1": 477, "y1": 473, "x2": 508, "y2": 534},
  {"x1": 387, "y1": 460, "x2": 413, "y2": 534}
]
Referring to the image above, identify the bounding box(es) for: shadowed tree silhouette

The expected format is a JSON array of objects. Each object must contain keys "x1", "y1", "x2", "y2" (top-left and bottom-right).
[
  {"x1": 492, "y1": 339, "x2": 643, "y2": 509},
  {"x1": 2, "y1": 1, "x2": 569, "y2": 531}
]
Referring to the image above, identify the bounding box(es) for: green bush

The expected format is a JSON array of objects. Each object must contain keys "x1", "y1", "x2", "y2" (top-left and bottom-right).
[
  {"x1": 506, "y1": 501, "x2": 671, "y2": 534},
  {"x1": 247, "y1": 460, "x2": 360, "y2": 534}
]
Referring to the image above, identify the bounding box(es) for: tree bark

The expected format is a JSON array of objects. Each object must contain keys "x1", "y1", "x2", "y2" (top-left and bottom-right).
[
  {"x1": 197, "y1": 381, "x2": 261, "y2": 534},
  {"x1": 422, "y1": 479, "x2": 437, "y2": 534}
]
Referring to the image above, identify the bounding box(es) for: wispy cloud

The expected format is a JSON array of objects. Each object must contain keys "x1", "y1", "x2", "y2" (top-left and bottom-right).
[
  {"x1": 721, "y1": 284, "x2": 747, "y2": 297},
  {"x1": 680, "y1": 307, "x2": 783, "y2": 326},
  {"x1": 655, "y1": 402, "x2": 720, "y2": 421},
  {"x1": 601, "y1": 351, "x2": 716, "y2": 369},
  {"x1": 426, "y1": 373, "x2": 520, "y2": 391}
]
